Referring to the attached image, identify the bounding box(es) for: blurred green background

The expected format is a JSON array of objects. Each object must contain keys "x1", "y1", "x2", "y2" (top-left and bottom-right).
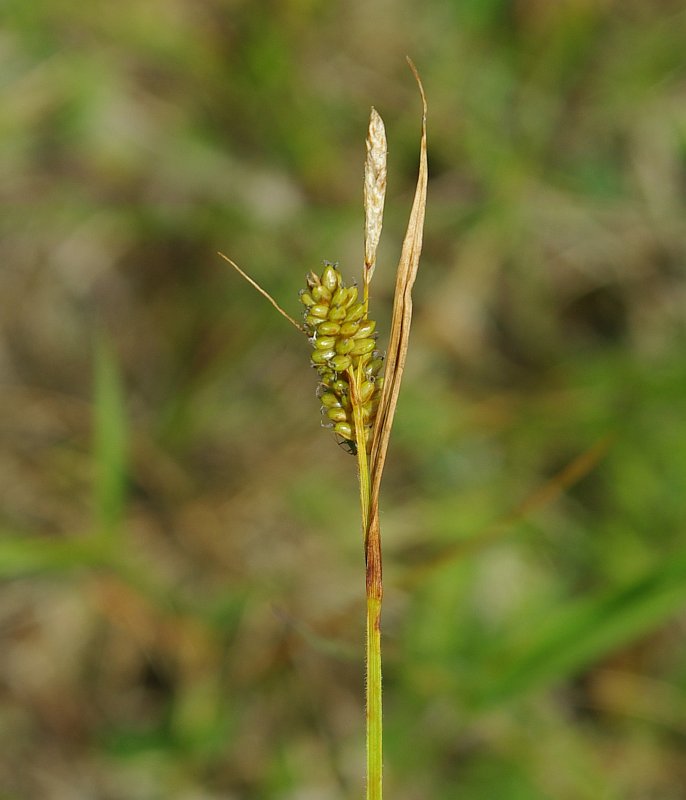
[{"x1": 2, "y1": 1, "x2": 686, "y2": 797}]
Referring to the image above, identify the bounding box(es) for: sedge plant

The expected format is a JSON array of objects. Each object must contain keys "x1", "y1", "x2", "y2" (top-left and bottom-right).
[{"x1": 220, "y1": 60, "x2": 427, "y2": 800}]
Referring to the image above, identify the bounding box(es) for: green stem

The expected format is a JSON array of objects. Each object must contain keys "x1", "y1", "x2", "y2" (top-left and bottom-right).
[
  {"x1": 366, "y1": 579, "x2": 383, "y2": 800},
  {"x1": 350, "y1": 367, "x2": 383, "y2": 800}
]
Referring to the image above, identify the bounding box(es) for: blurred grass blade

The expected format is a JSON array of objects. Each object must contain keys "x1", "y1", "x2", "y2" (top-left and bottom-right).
[
  {"x1": 398, "y1": 436, "x2": 612, "y2": 584},
  {"x1": 474, "y1": 550, "x2": 686, "y2": 710},
  {"x1": 0, "y1": 534, "x2": 115, "y2": 576},
  {"x1": 94, "y1": 334, "x2": 128, "y2": 537}
]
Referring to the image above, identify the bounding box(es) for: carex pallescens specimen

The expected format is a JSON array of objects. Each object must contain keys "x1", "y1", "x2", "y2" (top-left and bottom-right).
[{"x1": 219, "y1": 58, "x2": 427, "y2": 800}]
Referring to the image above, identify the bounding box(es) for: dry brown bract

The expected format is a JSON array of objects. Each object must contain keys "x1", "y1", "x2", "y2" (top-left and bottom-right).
[{"x1": 367, "y1": 58, "x2": 428, "y2": 547}]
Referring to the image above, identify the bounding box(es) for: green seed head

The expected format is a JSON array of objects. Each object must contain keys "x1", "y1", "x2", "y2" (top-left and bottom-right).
[{"x1": 301, "y1": 262, "x2": 384, "y2": 454}]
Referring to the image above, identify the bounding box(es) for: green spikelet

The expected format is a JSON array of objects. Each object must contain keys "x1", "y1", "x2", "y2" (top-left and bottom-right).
[{"x1": 300, "y1": 262, "x2": 384, "y2": 454}]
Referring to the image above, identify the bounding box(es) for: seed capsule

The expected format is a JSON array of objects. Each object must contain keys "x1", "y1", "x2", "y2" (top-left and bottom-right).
[
  {"x1": 331, "y1": 378, "x2": 349, "y2": 395},
  {"x1": 345, "y1": 286, "x2": 359, "y2": 306},
  {"x1": 365, "y1": 357, "x2": 384, "y2": 377},
  {"x1": 320, "y1": 392, "x2": 341, "y2": 408},
  {"x1": 322, "y1": 264, "x2": 339, "y2": 292},
  {"x1": 330, "y1": 354, "x2": 352, "y2": 372},
  {"x1": 327, "y1": 407, "x2": 348, "y2": 423},
  {"x1": 359, "y1": 380, "x2": 376, "y2": 403},
  {"x1": 311, "y1": 284, "x2": 332, "y2": 303},
  {"x1": 345, "y1": 303, "x2": 366, "y2": 322},
  {"x1": 317, "y1": 321, "x2": 340, "y2": 336},
  {"x1": 334, "y1": 422, "x2": 353, "y2": 440},
  {"x1": 353, "y1": 320, "x2": 376, "y2": 338},
  {"x1": 310, "y1": 304, "x2": 329, "y2": 319},
  {"x1": 314, "y1": 336, "x2": 337, "y2": 351},
  {"x1": 340, "y1": 320, "x2": 360, "y2": 337},
  {"x1": 331, "y1": 286, "x2": 348, "y2": 307},
  {"x1": 328, "y1": 306, "x2": 347, "y2": 322},
  {"x1": 335, "y1": 337, "x2": 355, "y2": 355},
  {"x1": 350, "y1": 338, "x2": 376, "y2": 356},
  {"x1": 311, "y1": 348, "x2": 336, "y2": 364},
  {"x1": 299, "y1": 291, "x2": 315, "y2": 307}
]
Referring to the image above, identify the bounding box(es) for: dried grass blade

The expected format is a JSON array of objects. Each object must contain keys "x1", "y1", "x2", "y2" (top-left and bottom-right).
[
  {"x1": 218, "y1": 251, "x2": 305, "y2": 333},
  {"x1": 370, "y1": 60, "x2": 428, "y2": 504}
]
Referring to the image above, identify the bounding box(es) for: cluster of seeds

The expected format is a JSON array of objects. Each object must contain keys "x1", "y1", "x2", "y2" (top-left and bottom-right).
[{"x1": 300, "y1": 262, "x2": 384, "y2": 453}]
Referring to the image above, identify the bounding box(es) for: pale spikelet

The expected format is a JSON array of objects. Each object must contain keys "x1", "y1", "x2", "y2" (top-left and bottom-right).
[{"x1": 364, "y1": 107, "x2": 387, "y2": 287}]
